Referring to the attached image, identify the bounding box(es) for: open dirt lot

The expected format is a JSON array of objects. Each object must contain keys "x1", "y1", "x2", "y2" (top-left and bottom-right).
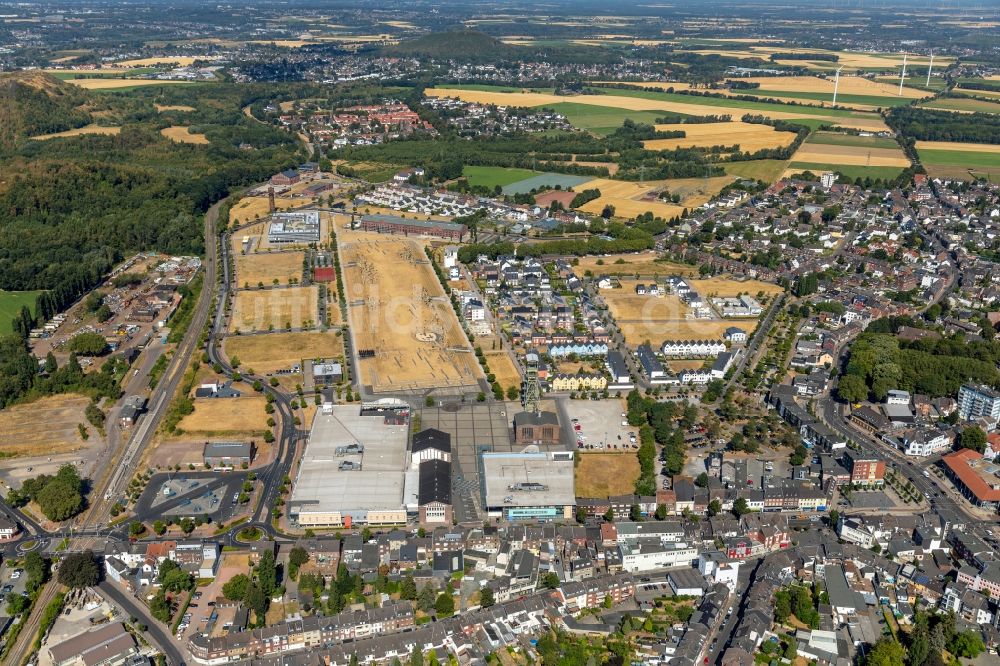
[
  {"x1": 791, "y1": 143, "x2": 910, "y2": 167},
  {"x1": 690, "y1": 277, "x2": 783, "y2": 298},
  {"x1": 574, "y1": 253, "x2": 697, "y2": 278},
  {"x1": 576, "y1": 453, "x2": 640, "y2": 497},
  {"x1": 32, "y1": 124, "x2": 121, "y2": 140},
  {"x1": 178, "y1": 396, "x2": 268, "y2": 435},
  {"x1": 339, "y1": 227, "x2": 482, "y2": 392},
  {"x1": 229, "y1": 196, "x2": 299, "y2": 224},
  {"x1": 223, "y1": 331, "x2": 344, "y2": 374},
  {"x1": 644, "y1": 121, "x2": 797, "y2": 152},
  {"x1": 425, "y1": 87, "x2": 889, "y2": 132},
  {"x1": 0, "y1": 394, "x2": 91, "y2": 458},
  {"x1": 484, "y1": 350, "x2": 521, "y2": 391},
  {"x1": 160, "y1": 125, "x2": 209, "y2": 144},
  {"x1": 229, "y1": 285, "x2": 319, "y2": 333},
  {"x1": 618, "y1": 318, "x2": 756, "y2": 344},
  {"x1": 605, "y1": 280, "x2": 690, "y2": 321},
  {"x1": 234, "y1": 251, "x2": 304, "y2": 287}
]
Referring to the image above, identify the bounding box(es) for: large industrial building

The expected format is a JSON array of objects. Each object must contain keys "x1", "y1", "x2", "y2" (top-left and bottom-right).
[
  {"x1": 356, "y1": 214, "x2": 467, "y2": 241},
  {"x1": 268, "y1": 210, "x2": 321, "y2": 245},
  {"x1": 481, "y1": 450, "x2": 575, "y2": 522},
  {"x1": 289, "y1": 402, "x2": 412, "y2": 527}
]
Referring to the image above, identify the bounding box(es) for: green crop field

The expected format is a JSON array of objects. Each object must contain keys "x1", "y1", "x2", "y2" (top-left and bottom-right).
[
  {"x1": 721, "y1": 159, "x2": 789, "y2": 183},
  {"x1": 920, "y1": 97, "x2": 1000, "y2": 114},
  {"x1": 807, "y1": 132, "x2": 900, "y2": 149},
  {"x1": 788, "y1": 162, "x2": 906, "y2": 181},
  {"x1": 445, "y1": 83, "x2": 554, "y2": 94},
  {"x1": 462, "y1": 166, "x2": 538, "y2": 188},
  {"x1": 0, "y1": 291, "x2": 43, "y2": 335},
  {"x1": 541, "y1": 101, "x2": 679, "y2": 134},
  {"x1": 919, "y1": 149, "x2": 1000, "y2": 170},
  {"x1": 744, "y1": 90, "x2": 913, "y2": 107}
]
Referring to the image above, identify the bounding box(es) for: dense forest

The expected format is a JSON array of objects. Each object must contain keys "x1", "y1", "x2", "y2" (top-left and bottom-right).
[{"x1": 888, "y1": 106, "x2": 1000, "y2": 144}]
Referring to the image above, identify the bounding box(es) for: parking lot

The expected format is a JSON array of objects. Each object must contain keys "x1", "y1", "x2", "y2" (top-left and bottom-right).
[
  {"x1": 177, "y1": 552, "x2": 249, "y2": 643},
  {"x1": 0, "y1": 561, "x2": 27, "y2": 606},
  {"x1": 562, "y1": 400, "x2": 635, "y2": 451},
  {"x1": 136, "y1": 473, "x2": 246, "y2": 524}
]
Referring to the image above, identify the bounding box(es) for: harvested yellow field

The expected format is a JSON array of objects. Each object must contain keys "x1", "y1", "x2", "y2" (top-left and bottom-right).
[
  {"x1": 749, "y1": 75, "x2": 927, "y2": 99},
  {"x1": 576, "y1": 175, "x2": 735, "y2": 219},
  {"x1": 155, "y1": 104, "x2": 196, "y2": 112},
  {"x1": 618, "y1": 318, "x2": 755, "y2": 344},
  {"x1": 339, "y1": 231, "x2": 482, "y2": 392},
  {"x1": 595, "y1": 81, "x2": 694, "y2": 91},
  {"x1": 791, "y1": 143, "x2": 910, "y2": 167},
  {"x1": 235, "y1": 251, "x2": 304, "y2": 287},
  {"x1": 116, "y1": 56, "x2": 200, "y2": 67},
  {"x1": 691, "y1": 277, "x2": 783, "y2": 297},
  {"x1": 574, "y1": 253, "x2": 697, "y2": 278},
  {"x1": 32, "y1": 124, "x2": 121, "y2": 140},
  {"x1": 425, "y1": 87, "x2": 888, "y2": 132},
  {"x1": 66, "y1": 78, "x2": 193, "y2": 89},
  {"x1": 223, "y1": 331, "x2": 343, "y2": 374},
  {"x1": 0, "y1": 394, "x2": 90, "y2": 458},
  {"x1": 644, "y1": 121, "x2": 796, "y2": 151},
  {"x1": 684, "y1": 47, "x2": 949, "y2": 72},
  {"x1": 915, "y1": 140, "x2": 1000, "y2": 152},
  {"x1": 575, "y1": 453, "x2": 640, "y2": 498},
  {"x1": 160, "y1": 126, "x2": 209, "y2": 144},
  {"x1": 604, "y1": 281, "x2": 689, "y2": 322},
  {"x1": 229, "y1": 285, "x2": 319, "y2": 333},
  {"x1": 178, "y1": 396, "x2": 267, "y2": 434},
  {"x1": 230, "y1": 196, "x2": 298, "y2": 224}
]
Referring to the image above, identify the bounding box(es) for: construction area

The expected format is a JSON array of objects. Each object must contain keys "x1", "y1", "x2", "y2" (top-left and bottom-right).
[
  {"x1": 289, "y1": 403, "x2": 411, "y2": 527},
  {"x1": 337, "y1": 226, "x2": 482, "y2": 393}
]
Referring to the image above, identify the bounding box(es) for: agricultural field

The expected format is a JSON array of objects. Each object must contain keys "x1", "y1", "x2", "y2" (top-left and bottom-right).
[
  {"x1": 573, "y1": 253, "x2": 696, "y2": 278},
  {"x1": 919, "y1": 96, "x2": 1000, "y2": 114},
  {"x1": 62, "y1": 78, "x2": 196, "y2": 90},
  {"x1": 679, "y1": 45, "x2": 947, "y2": 73},
  {"x1": 575, "y1": 175, "x2": 734, "y2": 219},
  {"x1": 806, "y1": 132, "x2": 900, "y2": 149},
  {"x1": 643, "y1": 121, "x2": 797, "y2": 152},
  {"x1": 155, "y1": 104, "x2": 196, "y2": 112},
  {"x1": 160, "y1": 125, "x2": 209, "y2": 144},
  {"x1": 784, "y1": 163, "x2": 908, "y2": 182},
  {"x1": 223, "y1": 331, "x2": 344, "y2": 375},
  {"x1": 0, "y1": 394, "x2": 91, "y2": 458},
  {"x1": 462, "y1": 166, "x2": 537, "y2": 189},
  {"x1": 229, "y1": 285, "x2": 319, "y2": 333},
  {"x1": 791, "y1": 143, "x2": 910, "y2": 168},
  {"x1": 115, "y1": 55, "x2": 201, "y2": 67},
  {"x1": 338, "y1": 227, "x2": 482, "y2": 393},
  {"x1": 31, "y1": 124, "x2": 121, "y2": 140},
  {"x1": 503, "y1": 173, "x2": 592, "y2": 195},
  {"x1": 0, "y1": 290, "x2": 43, "y2": 334},
  {"x1": 178, "y1": 396, "x2": 268, "y2": 435},
  {"x1": 916, "y1": 141, "x2": 1000, "y2": 181},
  {"x1": 721, "y1": 160, "x2": 789, "y2": 183},
  {"x1": 575, "y1": 452, "x2": 640, "y2": 498},
  {"x1": 424, "y1": 87, "x2": 889, "y2": 133},
  {"x1": 234, "y1": 251, "x2": 305, "y2": 287},
  {"x1": 541, "y1": 101, "x2": 676, "y2": 134}
]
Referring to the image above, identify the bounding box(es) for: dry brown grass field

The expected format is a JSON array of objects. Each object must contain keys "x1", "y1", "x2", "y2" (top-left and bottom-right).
[
  {"x1": 234, "y1": 251, "x2": 304, "y2": 287},
  {"x1": 667, "y1": 360, "x2": 709, "y2": 372},
  {"x1": 65, "y1": 78, "x2": 193, "y2": 89},
  {"x1": 32, "y1": 124, "x2": 121, "y2": 140},
  {"x1": 604, "y1": 280, "x2": 690, "y2": 321},
  {"x1": 229, "y1": 286, "x2": 319, "y2": 333},
  {"x1": 484, "y1": 350, "x2": 521, "y2": 391},
  {"x1": 0, "y1": 394, "x2": 90, "y2": 457},
  {"x1": 178, "y1": 396, "x2": 268, "y2": 434},
  {"x1": 618, "y1": 318, "x2": 755, "y2": 344},
  {"x1": 644, "y1": 121, "x2": 797, "y2": 152},
  {"x1": 223, "y1": 332, "x2": 344, "y2": 374},
  {"x1": 115, "y1": 55, "x2": 200, "y2": 67},
  {"x1": 691, "y1": 277, "x2": 784, "y2": 297},
  {"x1": 915, "y1": 140, "x2": 1000, "y2": 152},
  {"x1": 160, "y1": 126, "x2": 209, "y2": 144},
  {"x1": 339, "y1": 228, "x2": 481, "y2": 392},
  {"x1": 573, "y1": 253, "x2": 696, "y2": 277},
  {"x1": 229, "y1": 196, "x2": 299, "y2": 224},
  {"x1": 575, "y1": 175, "x2": 734, "y2": 219},
  {"x1": 155, "y1": 104, "x2": 196, "y2": 112},
  {"x1": 575, "y1": 452, "x2": 640, "y2": 497},
  {"x1": 790, "y1": 143, "x2": 910, "y2": 167}
]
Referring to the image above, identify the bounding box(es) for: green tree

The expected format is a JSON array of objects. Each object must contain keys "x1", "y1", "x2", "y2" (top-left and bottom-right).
[
  {"x1": 733, "y1": 498, "x2": 750, "y2": 517},
  {"x1": 417, "y1": 585, "x2": 435, "y2": 612},
  {"x1": 863, "y1": 637, "x2": 905, "y2": 666},
  {"x1": 150, "y1": 590, "x2": 171, "y2": 623},
  {"x1": 708, "y1": 499, "x2": 721, "y2": 517},
  {"x1": 289, "y1": 546, "x2": 309, "y2": 569},
  {"x1": 435, "y1": 592, "x2": 455, "y2": 617},
  {"x1": 542, "y1": 572, "x2": 560, "y2": 589},
  {"x1": 400, "y1": 576, "x2": 417, "y2": 600},
  {"x1": 257, "y1": 550, "x2": 278, "y2": 596},
  {"x1": 67, "y1": 331, "x2": 108, "y2": 356},
  {"x1": 58, "y1": 551, "x2": 100, "y2": 588},
  {"x1": 949, "y1": 630, "x2": 984, "y2": 658},
  {"x1": 959, "y1": 426, "x2": 988, "y2": 453},
  {"x1": 695, "y1": 472, "x2": 709, "y2": 487},
  {"x1": 223, "y1": 574, "x2": 251, "y2": 601},
  {"x1": 837, "y1": 374, "x2": 868, "y2": 403},
  {"x1": 480, "y1": 586, "x2": 495, "y2": 608}
]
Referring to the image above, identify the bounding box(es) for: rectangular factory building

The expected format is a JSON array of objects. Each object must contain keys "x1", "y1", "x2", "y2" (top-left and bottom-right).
[
  {"x1": 289, "y1": 404, "x2": 412, "y2": 527},
  {"x1": 268, "y1": 210, "x2": 321, "y2": 245},
  {"x1": 357, "y1": 214, "x2": 467, "y2": 241},
  {"x1": 481, "y1": 450, "x2": 575, "y2": 522}
]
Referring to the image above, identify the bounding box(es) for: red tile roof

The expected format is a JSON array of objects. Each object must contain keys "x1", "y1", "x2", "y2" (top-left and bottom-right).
[{"x1": 942, "y1": 449, "x2": 1000, "y2": 502}]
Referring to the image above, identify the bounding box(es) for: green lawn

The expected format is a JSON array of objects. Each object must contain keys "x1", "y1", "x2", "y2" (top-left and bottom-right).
[
  {"x1": 0, "y1": 291, "x2": 43, "y2": 335},
  {"x1": 743, "y1": 89, "x2": 913, "y2": 107},
  {"x1": 919, "y1": 148, "x2": 1000, "y2": 169},
  {"x1": 462, "y1": 166, "x2": 538, "y2": 189},
  {"x1": 788, "y1": 162, "x2": 906, "y2": 181},
  {"x1": 584, "y1": 86, "x2": 870, "y2": 119},
  {"x1": 720, "y1": 159, "x2": 789, "y2": 183},
  {"x1": 541, "y1": 102, "x2": 680, "y2": 134},
  {"x1": 807, "y1": 132, "x2": 900, "y2": 149}
]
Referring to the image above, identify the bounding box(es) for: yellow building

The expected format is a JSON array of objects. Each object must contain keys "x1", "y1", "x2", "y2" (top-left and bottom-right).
[{"x1": 550, "y1": 373, "x2": 608, "y2": 392}]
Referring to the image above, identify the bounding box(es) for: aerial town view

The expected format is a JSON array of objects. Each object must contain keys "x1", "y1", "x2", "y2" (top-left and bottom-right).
[{"x1": 2, "y1": 0, "x2": 1000, "y2": 665}]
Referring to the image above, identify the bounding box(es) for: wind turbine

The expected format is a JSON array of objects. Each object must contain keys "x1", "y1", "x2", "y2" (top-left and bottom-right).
[
  {"x1": 926, "y1": 52, "x2": 935, "y2": 88},
  {"x1": 898, "y1": 53, "x2": 908, "y2": 96},
  {"x1": 832, "y1": 65, "x2": 845, "y2": 106}
]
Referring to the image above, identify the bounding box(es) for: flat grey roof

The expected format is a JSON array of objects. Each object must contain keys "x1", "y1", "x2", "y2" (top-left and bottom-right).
[
  {"x1": 291, "y1": 406, "x2": 410, "y2": 515},
  {"x1": 482, "y1": 452, "x2": 575, "y2": 508}
]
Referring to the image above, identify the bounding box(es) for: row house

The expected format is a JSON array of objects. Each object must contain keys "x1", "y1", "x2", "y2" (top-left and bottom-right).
[{"x1": 661, "y1": 339, "x2": 727, "y2": 357}]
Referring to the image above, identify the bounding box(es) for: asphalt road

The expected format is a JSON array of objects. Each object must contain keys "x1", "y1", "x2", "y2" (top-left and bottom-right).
[{"x1": 98, "y1": 581, "x2": 186, "y2": 666}]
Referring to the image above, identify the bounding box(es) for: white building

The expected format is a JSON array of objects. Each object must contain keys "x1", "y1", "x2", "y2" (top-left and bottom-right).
[
  {"x1": 886, "y1": 390, "x2": 911, "y2": 406},
  {"x1": 619, "y1": 542, "x2": 699, "y2": 573},
  {"x1": 901, "y1": 429, "x2": 952, "y2": 457},
  {"x1": 661, "y1": 339, "x2": 727, "y2": 357}
]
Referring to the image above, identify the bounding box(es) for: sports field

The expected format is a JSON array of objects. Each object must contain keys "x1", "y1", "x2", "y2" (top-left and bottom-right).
[
  {"x1": 0, "y1": 394, "x2": 91, "y2": 458},
  {"x1": 574, "y1": 253, "x2": 697, "y2": 278},
  {"x1": 229, "y1": 285, "x2": 319, "y2": 333},
  {"x1": 425, "y1": 87, "x2": 889, "y2": 132},
  {"x1": 0, "y1": 290, "x2": 42, "y2": 334},
  {"x1": 462, "y1": 166, "x2": 537, "y2": 189},
  {"x1": 916, "y1": 141, "x2": 1000, "y2": 180},
  {"x1": 234, "y1": 251, "x2": 304, "y2": 287},
  {"x1": 338, "y1": 228, "x2": 482, "y2": 393},
  {"x1": 160, "y1": 125, "x2": 209, "y2": 144},
  {"x1": 644, "y1": 121, "x2": 797, "y2": 152},
  {"x1": 178, "y1": 396, "x2": 268, "y2": 435},
  {"x1": 31, "y1": 124, "x2": 121, "y2": 140},
  {"x1": 223, "y1": 331, "x2": 344, "y2": 375}
]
